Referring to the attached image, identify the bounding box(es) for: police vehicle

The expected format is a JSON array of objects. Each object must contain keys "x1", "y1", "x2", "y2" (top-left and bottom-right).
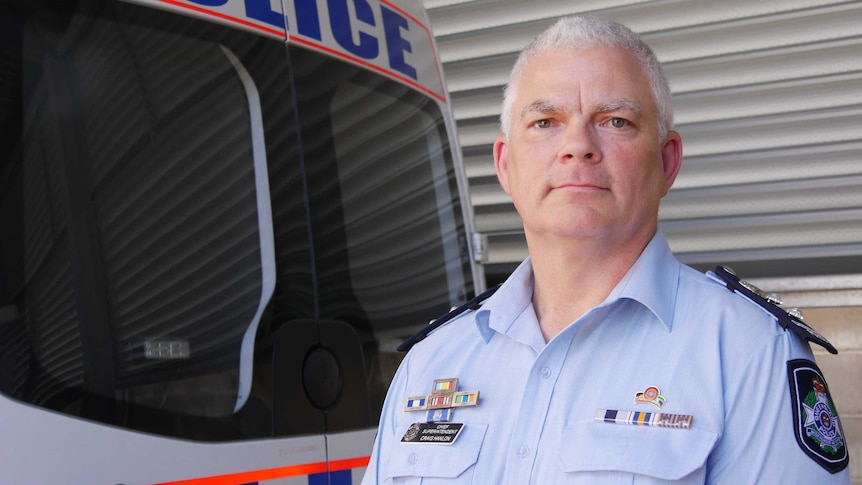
[{"x1": 0, "y1": 0, "x2": 484, "y2": 482}]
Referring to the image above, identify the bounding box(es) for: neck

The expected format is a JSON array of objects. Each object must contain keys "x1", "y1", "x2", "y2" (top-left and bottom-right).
[{"x1": 527, "y1": 228, "x2": 655, "y2": 342}]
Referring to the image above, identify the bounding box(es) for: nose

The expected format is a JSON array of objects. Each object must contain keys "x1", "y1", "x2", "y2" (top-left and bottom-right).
[{"x1": 559, "y1": 122, "x2": 601, "y2": 163}]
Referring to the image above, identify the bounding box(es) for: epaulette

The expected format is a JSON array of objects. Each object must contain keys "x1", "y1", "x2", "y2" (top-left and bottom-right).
[
  {"x1": 712, "y1": 265, "x2": 837, "y2": 354},
  {"x1": 397, "y1": 284, "x2": 502, "y2": 352}
]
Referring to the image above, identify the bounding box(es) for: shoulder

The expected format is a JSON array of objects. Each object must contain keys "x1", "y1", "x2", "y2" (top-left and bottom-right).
[
  {"x1": 660, "y1": 263, "x2": 841, "y2": 396},
  {"x1": 682, "y1": 268, "x2": 849, "y2": 476},
  {"x1": 705, "y1": 265, "x2": 836, "y2": 354},
  {"x1": 671, "y1": 263, "x2": 836, "y2": 354},
  {"x1": 671, "y1": 264, "x2": 784, "y2": 349},
  {"x1": 397, "y1": 284, "x2": 501, "y2": 352}
]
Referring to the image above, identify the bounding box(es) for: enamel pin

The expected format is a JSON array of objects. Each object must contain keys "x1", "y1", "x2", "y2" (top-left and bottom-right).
[
  {"x1": 634, "y1": 386, "x2": 666, "y2": 409},
  {"x1": 401, "y1": 378, "x2": 479, "y2": 444},
  {"x1": 598, "y1": 386, "x2": 692, "y2": 430}
]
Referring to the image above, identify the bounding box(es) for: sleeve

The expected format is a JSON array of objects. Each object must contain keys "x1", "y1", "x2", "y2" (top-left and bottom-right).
[
  {"x1": 706, "y1": 331, "x2": 850, "y2": 484},
  {"x1": 361, "y1": 352, "x2": 411, "y2": 485}
]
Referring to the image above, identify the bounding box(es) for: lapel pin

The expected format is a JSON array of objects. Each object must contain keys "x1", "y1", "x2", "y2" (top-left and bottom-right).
[{"x1": 635, "y1": 386, "x2": 666, "y2": 409}]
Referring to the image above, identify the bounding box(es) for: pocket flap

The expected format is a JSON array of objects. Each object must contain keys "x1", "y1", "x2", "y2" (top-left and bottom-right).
[
  {"x1": 383, "y1": 422, "x2": 488, "y2": 479},
  {"x1": 558, "y1": 421, "x2": 718, "y2": 480}
]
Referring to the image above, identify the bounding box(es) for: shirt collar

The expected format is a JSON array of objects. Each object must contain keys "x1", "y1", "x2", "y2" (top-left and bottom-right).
[
  {"x1": 474, "y1": 256, "x2": 534, "y2": 343},
  {"x1": 474, "y1": 230, "x2": 680, "y2": 343},
  {"x1": 603, "y1": 230, "x2": 679, "y2": 331}
]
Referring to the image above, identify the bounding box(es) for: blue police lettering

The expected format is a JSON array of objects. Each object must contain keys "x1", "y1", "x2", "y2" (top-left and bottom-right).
[
  {"x1": 287, "y1": 0, "x2": 420, "y2": 82},
  {"x1": 186, "y1": 0, "x2": 228, "y2": 6},
  {"x1": 381, "y1": 6, "x2": 416, "y2": 79},
  {"x1": 245, "y1": 0, "x2": 284, "y2": 29},
  {"x1": 293, "y1": 0, "x2": 322, "y2": 40},
  {"x1": 185, "y1": 0, "x2": 283, "y2": 29},
  {"x1": 328, "y1": 0, "x2": 378, "y2": 59}
]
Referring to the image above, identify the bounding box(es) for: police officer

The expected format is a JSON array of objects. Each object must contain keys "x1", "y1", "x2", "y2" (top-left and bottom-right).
[{"x1": 363, "y1": 15, "x2": 849, "y2": 483}]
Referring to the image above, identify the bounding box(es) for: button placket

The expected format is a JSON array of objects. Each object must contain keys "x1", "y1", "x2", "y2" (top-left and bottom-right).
[{"x1": 502, "y1": 340, "x2": 570, "y2": 483}]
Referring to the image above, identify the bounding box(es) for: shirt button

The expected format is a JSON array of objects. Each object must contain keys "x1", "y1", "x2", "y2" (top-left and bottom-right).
[
  {"x1": 541, "y1": 366, "x2": 552, "y2": 379},
  {"x1": 408, "y1": 452, "x2": 418, "y2": 464},
  {"x1": 518, "y1": 445, "x2": 530, "y2": 458}
]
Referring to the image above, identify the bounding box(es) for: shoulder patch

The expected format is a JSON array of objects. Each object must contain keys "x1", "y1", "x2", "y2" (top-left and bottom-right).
[
  {"x1": 397, "y1": 284, "x2": 501, "y2": 352},
  {"x1": 711, "y1": 266, "x2": 837, "y2": 354},
  {"x1": 787, "y1": 359, "x2": 849, "y2": 473}
]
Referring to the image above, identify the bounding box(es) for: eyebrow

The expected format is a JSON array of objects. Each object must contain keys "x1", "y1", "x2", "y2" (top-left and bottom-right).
[
  {"x1": 520, "y1": 100, "x2": 561, "y2": 119},
  {"x1": 519, "y1": 98, "x2": 642, "y2": 120},
  {"x1": 594, "y1": 98, "x2": 642, "y2": 116}
]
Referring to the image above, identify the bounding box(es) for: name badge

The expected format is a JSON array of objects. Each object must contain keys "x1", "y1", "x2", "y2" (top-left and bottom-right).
[{"x1": 401, "y1": 422, "x2": 464, "y2": 445}]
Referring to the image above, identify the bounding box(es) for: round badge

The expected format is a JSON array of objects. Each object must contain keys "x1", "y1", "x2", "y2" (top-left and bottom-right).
[{"x1": 643, "y1": 386, "x2": 659, "y2": 400}]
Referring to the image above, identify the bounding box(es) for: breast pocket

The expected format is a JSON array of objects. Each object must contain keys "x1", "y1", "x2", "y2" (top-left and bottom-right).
[
  {"x1": 382, "y1": 422, "x2": 488, "y2": 484},
  {"x1": 557, "y1": 421, "x2": 718, "y2": 484}
]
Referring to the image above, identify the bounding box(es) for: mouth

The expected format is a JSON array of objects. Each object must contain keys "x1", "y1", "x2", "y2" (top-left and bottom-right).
[{"x1": 554, "y1": 182, "x2": 607, "y2": 192}]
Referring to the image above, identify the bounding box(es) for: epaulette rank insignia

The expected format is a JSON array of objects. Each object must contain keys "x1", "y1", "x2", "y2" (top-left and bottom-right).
[
  {"x1": 712, "y1": 266, "x2": 837, "y2": 354},
  {"x1": 397, "y1": 284, "x2": 502, "y2": 352}
]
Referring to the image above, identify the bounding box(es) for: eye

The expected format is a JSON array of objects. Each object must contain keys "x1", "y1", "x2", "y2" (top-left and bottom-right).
[
  {"x1": 609, "y1": 117, "x2": 628, "y2": 129},
  {"x1": 533, "y1": 119, "x2": 553, "y2": 129}
]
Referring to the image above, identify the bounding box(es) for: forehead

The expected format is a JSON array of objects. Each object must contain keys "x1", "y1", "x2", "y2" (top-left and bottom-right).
[{"x1": 514, "y1": 46, "x2": 654, "y2": 111}]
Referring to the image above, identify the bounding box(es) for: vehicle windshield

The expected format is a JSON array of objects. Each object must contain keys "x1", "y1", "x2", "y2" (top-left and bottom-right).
[{"x1": 0, "y1": 0, "x2": 473, "y2": 441}]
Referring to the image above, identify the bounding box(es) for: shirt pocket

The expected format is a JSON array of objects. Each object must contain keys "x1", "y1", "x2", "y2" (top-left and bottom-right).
[
  {"x1": 557, "y1": 421, "x2": 718, "y2": 483},
  {"x1": 382, "y1": 422, "x2": 488, "y2": 484}
]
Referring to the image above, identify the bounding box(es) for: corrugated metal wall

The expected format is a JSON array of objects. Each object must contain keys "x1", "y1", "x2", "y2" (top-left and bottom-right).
[{"x1": 424, "y1": 0, "x2": 862, "y2": 298}]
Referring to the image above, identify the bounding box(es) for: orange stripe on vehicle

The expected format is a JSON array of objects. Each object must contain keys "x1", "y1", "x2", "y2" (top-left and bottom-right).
[
  {"x1": 153, "y1": 456, "x2": 370, "y2": 485},
  {"x1": 330, "y1": 456, "x2": 371, "y2": 471}
]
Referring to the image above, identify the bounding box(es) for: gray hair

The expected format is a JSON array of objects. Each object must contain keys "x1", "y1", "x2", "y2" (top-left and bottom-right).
[{"x1": 500, "y1": 15, "x2": 673, "y2": 141}]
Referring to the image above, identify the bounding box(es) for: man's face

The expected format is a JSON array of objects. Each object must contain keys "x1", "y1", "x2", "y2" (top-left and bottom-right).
[{"x1": 494, "y1": 46, "x2": 681, "y2": 247}]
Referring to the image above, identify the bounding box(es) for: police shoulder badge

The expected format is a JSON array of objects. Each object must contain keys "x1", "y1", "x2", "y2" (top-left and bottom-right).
[{"x1": 787, "y1": 359, "x2": 848, "y2": 473}]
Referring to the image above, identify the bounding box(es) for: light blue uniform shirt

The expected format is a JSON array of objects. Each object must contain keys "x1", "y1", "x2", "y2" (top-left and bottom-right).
[{"x1": 363, "y1": 232, "x2": 850, "y2": 484}]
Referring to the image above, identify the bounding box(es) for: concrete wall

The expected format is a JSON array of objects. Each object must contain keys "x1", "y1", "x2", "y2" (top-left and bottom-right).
[{"x1": 806, "y1": 307, "x2": 861, "y2": 483}]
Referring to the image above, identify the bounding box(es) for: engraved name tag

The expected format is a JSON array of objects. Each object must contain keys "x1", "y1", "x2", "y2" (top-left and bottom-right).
[{"x1": 401, "y1": 422, "x2": 464, "y2": 445}]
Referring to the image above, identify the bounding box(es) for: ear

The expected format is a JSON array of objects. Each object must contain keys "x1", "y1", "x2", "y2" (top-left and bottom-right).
[
  {"x1": 493, "y1": 133, "x2": 511, "y2": 195},
  {"x1": 659, "y1": 130, "x2": 683, "y2": 196}
]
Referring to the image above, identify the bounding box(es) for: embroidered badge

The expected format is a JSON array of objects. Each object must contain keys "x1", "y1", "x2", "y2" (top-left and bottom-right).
[
  {"x1": 401, "y1": 378, "x2": 478, "y2": 445},
  {"x1": 787, "y1": 359, "x2": 848, "y2": 473},
  {"x1": 634, "y1": 386, "x2": 666, "y2": 409}
]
